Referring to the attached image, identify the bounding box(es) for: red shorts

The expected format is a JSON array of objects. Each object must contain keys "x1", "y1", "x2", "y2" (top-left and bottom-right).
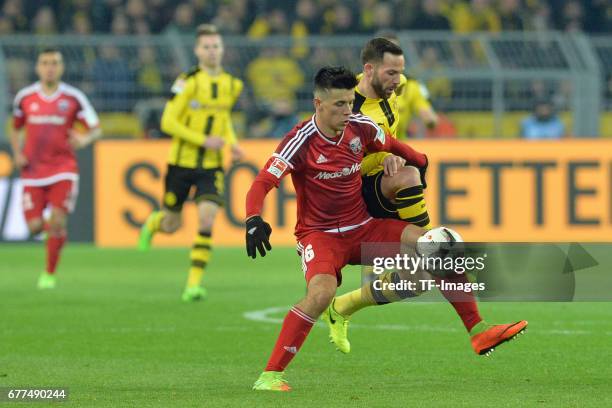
[
  {"x1": 22, "y1": 180, "x2": 78, "y2": 222},
  {"x1": 297, "y1": 218, "x2": 407, "y2": 286}
]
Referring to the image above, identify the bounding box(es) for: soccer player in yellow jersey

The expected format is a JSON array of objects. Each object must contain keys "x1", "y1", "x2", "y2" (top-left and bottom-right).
[
  {"x1": 138, "y1": 24, "x2": 244, "y2": 302},
  {"x1": 324, "y1": 38, "x2": 527, "y2": 356},
  {"x1": 377, "y1": 31, "x2": 439, "y2": 140},
  {"x1": 354, "y1": 38, "x2": 433, "y2": 229}
]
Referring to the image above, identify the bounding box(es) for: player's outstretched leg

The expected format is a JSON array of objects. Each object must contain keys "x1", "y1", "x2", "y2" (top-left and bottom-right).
[
  {"x1": 138, "y1": 211, "x2": 166, "y2": 251},
  {"x1": 253, "y1": 274, "x2": 336, "y2": 391}
]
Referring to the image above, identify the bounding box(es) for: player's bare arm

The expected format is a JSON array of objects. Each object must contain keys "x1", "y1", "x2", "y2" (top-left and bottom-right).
[
  {"x1": 419, "y1": 106, "x2": 438, "y2": 129},
  {"x1": 230, "y1": 144, "x2": 245, "y2": 162},
  {"x1": 9, "y1": 127, "x2": 28, "y2": 170},
  {"x1": 68, "y1": 127, "x2": 102, "y2": 150}
]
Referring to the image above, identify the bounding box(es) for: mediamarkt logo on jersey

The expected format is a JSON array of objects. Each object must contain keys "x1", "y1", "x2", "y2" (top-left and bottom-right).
[
  {"x1": 27, "y1": 115, "x2": 67, "y2": 125},
  {"x1": 314, "y1": 162, "x2": 361, "y2": 180}
]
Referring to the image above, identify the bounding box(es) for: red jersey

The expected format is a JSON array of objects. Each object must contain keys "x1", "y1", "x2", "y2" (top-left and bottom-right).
[
  {"x1": 246, "y1": 114, "x2": 427, "y2": 239},
  {"x1": 12, "y1": 82, "x2": 99, "y2": 186}
]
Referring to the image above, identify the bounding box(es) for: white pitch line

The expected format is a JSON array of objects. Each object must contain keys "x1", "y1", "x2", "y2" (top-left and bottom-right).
[{"x1": 243, "y1": 306, "x2": 612, "y2": 336}]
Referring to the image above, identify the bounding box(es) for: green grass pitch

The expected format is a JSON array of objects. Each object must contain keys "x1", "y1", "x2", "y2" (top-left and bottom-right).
[{"x1": 2, "y1": 245, "x2": 612, "y2": 407}]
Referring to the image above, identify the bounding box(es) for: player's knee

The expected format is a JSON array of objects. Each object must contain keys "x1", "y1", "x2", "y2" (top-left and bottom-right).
[
  {"x1": 165, "y1": 220, "x2": 181, "y2": 233},
  {"x1": 197, "y1": 202, "x2": 219, "y2": 232},
  {"x1": 161, "y1": 212, "x2": 181, "y2": 233},
  {"x1": 394, "y1": 166, "x2": 421, "y2": 188},
  {"x1": 198, "y1": 214, "x2": 215, "y2": 232},
  {"x1": 307, "y1": 287, "x2": 335, "y2": 313},
  {"x1": 27, "y1": 219, "x2": 44, "y2": 235},
  {"x1": 47, "y1": 219, "x2": 66, "y2": 236}
]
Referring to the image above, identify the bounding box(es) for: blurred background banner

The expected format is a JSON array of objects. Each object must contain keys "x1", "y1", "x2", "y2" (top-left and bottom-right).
[{"x1": 94, "y1": 139, "x2": 612, "y2": 247}]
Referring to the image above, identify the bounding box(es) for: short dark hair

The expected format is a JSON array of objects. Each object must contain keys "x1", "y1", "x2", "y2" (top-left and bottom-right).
[
  {"x1": 314, "y1": 66, "x2": 357, "y2": 93},
  {"x1": 196, "y1": 24, "x2": 219, "y2": 38},
  {"x1": 38, "y1": 47, "x2": 62, "y2": 56},
  {"x1": 361, "y1": 37, "x2": 403, "y2": 65}
]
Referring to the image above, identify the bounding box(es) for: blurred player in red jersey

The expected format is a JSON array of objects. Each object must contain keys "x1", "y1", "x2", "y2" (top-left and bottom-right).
[
  {"x1": 245, "y1": 66, "x2": 527, "y2": 391},
  {"x1": 9, "y1": 48, "x2": 101, "y2": 289}
]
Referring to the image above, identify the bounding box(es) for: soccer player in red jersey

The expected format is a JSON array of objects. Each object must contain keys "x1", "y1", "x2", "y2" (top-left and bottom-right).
[
  {"x1": 9, "y1": 48, "x2": 101, "y2": 289},
  {"x1": 245, "y1": 66, "x2": 527, "y2": 391},
  {"x1": 245, "y1": 66, "x2": 428, "y2": 391}
]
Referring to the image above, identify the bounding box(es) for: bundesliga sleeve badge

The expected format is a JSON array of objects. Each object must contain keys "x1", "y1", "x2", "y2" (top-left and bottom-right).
[{"x1": 267, "y1": 158, "x2": 289, "y2": 178}]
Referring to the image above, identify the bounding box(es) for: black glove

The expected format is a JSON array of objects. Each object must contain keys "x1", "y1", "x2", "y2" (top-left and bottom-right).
[
  {"x1": 418, "y1": 155, "x2": 428, "y2": 189},
  {"x1": 245, "y1": 216, "x2": 272, "y2": 259}
]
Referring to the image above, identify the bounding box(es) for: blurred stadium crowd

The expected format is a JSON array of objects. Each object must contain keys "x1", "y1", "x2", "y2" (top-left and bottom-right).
[
  {"x1": 1, "y1": 0, "x2": 611, "y2": 139},
  {"x1": 1, "y1": 0, "x2": 611, "y2": 36}
]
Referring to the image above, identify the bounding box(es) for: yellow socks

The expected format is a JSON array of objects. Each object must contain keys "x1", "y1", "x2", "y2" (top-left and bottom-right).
[
  {"x1": 334, "y1": 270, "x2": 418, "y2": 317},
  {"x1": 187, "y1": 231, "x2": 212, "y2": 288},
  {"x1": 146, "y1": 211, "x2": 165, "y2": 233},
  {"x1": 334, "y1": 284, "x2": 372, "y2": 317},
  {"x1": 395, "y1": 185, "x2": 432, "y2": 230}
]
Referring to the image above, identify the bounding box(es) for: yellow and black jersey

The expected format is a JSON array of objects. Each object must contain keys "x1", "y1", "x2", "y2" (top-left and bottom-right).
[
  {"x1": 354, "y1": 74, "x2": 432, "y2": 175},
  {"x1": 161, "y1": 66, "x2": 243, "y2": 169},
  {"x1": 353, "y1": 73, "x2": 403, "y2": 176},
  {"x1": 353, "y1": 73, "x2": 402, "y2": 137}
]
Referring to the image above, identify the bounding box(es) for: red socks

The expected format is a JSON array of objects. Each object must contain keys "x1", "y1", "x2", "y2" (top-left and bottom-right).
[
  {"x1": 264, "y1": 307, "x2": 315, "y2": 372},
  {"x1": 46, "y1": 234, "x2": 66, "y2": 274},
  {"x1": 435, "y1": 274, "x2": 482, "y2": 332}
]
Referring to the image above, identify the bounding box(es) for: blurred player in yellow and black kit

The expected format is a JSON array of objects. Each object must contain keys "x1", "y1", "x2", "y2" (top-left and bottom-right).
[{"x1": 138, "y1": 24, "x2": 244, "y2": 302}]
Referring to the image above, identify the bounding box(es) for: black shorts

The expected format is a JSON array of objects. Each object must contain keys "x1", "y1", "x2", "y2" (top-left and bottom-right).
[
  {"x1": 163, "y1": 165, "x2": 224, "y2": 212},
  {"x1": 361, "y1": 170, "x2": 400, "y2": 219}
]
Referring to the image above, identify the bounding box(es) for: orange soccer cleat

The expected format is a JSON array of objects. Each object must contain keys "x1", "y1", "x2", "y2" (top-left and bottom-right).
[{"x1": 471, "y1": 321, "x2": 528, "y2": 356}]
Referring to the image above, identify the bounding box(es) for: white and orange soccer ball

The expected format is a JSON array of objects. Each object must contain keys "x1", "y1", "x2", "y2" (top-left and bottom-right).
[{"x1": 416, "y1": 226, "x2": 464, "y2": 257}]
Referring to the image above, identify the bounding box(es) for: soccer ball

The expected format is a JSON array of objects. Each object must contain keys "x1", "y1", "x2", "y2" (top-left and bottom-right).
[{"x1": 416, "y1": 226, "x2": 464, "y2": 257}]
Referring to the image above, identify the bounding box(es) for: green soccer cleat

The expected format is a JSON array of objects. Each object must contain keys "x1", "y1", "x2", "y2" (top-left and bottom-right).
[
  {"x1": 252, "y1": 371, "x2": 291, "y2": 391},
  {"x1": 321, "y1": 300, "x2": 351, "y2": 354},
  {"x1": 37, "y1": 273, "x2": 56, "y2": 290},
  {"x1": 181, "y1": 286, "x2": 207, "y2": 302},
  {"x1": 137, "y1": 223, "x2": 153, "y2": 251}
]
